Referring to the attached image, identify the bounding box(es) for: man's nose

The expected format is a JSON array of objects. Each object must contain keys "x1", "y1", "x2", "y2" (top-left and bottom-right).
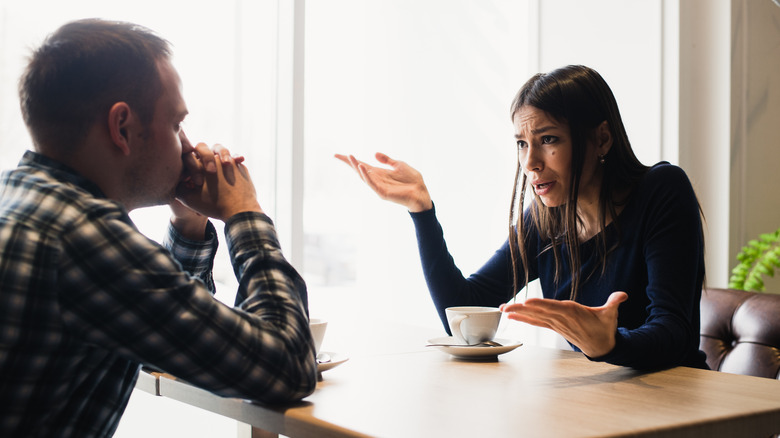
[{"x1": 180, "y1": 130, "x2": 194, "y2": 155}]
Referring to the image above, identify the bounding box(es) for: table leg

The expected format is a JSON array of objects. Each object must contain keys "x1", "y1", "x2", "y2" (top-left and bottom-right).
[{"x1": 237, "y1": 422, "x2": 279, "y2": 438}]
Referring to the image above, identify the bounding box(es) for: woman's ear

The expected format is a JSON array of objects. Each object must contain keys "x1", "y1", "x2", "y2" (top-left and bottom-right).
[
  {"x1": 597, "y1": 120, "x2": 613, "y2": 155},
  {"x1": 108, "y1": 102, "x2": 133, "y2": 156}
]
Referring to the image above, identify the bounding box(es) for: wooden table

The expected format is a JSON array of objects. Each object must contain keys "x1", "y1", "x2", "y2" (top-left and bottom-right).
[{"x1": 135, "y1": 317, "x2": 780, "y2": 438}]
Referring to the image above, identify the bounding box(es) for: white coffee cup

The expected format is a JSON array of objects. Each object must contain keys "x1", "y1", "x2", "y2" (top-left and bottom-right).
[
  {"x1": 309, "y1": 318, "x2": 328, "y2": 354},
  {"x1": 445, "y1": 306, "x2": 501, "y2": 345}
]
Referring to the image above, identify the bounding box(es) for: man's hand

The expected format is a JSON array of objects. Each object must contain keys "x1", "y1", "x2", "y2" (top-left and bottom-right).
[{"x1": 176, "y1": 143, "x2": 262, "y2": 221}]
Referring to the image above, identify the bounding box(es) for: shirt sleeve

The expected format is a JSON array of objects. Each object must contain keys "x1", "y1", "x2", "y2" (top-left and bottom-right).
[
  {"x1": 58, "y1": 209, "x2": 317, "y2": 404},
  {"x1": 162, "y1": 220, "x2": 218, "y2": 294},
  {"x1": 410, "y1": 204, "x2": 516, "y2": 332}
]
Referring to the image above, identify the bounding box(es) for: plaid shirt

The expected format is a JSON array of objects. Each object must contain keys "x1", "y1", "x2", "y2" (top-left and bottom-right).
[{"x1": 0, "y1": 151, "x2": 317, "y2": 437}]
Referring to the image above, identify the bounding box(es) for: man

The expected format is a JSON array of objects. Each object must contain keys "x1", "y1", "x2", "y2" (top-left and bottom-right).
[{"x1": 0, "y1": 19, "x2": 316, "y2": 437}]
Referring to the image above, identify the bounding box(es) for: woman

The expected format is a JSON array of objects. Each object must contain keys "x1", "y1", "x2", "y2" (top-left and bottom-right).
[{"x1": 336, "y1": 65, "x2": 707, "y2": 370}]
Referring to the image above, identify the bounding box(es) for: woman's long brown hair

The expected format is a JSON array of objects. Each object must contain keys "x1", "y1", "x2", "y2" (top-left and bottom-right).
[{"x1": 508, "y1": 65, "x2": 649, "y2": 301}]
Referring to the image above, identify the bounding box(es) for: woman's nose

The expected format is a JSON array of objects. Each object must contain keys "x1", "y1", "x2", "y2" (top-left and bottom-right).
[{"x1": 521, "y1": 145, "x2": 543, "y2": 173}]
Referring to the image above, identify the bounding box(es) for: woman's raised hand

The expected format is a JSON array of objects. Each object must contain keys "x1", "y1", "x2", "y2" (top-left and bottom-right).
[{"x1": 334, "y1": 152, "x2": 433, "y2": 213}]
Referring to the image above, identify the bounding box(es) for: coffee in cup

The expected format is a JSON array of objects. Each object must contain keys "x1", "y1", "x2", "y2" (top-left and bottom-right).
[{"x1": 445, "y1": 306, "x2": 501, "y2": 345}]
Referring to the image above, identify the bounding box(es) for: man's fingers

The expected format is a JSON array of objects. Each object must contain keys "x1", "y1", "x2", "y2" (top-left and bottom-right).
[
  {"x1": 182, "y1": 152, "x2": 204, "y2": 187},
  {"x1": 194, "y1": 142, "x2": 217, "y2": 173},
  {"x1": 213, "y1": 144, "x2": 232, "y2": 163},
  {"x1": 210, "y1": 144, "x2": 236, "y2": 183}
]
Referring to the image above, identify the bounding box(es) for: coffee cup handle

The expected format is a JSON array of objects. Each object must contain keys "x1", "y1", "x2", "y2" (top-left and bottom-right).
[{"x1": 449, "y1": 314, "x2": 468, "y2": 344}]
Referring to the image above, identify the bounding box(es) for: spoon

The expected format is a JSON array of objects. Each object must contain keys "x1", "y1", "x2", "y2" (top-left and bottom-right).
[{"x1": 426, "y1": 340, "x2": 503, "y2": 348}]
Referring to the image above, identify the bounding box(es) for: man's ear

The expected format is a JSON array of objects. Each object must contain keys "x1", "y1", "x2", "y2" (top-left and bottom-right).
[{"x1": 108, "y1": 102, "x2": 133, "y2": 156}]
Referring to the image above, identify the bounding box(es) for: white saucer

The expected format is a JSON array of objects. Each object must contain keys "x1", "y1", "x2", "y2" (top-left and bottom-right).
[
  {"x1": 427, "y1": 337, "x2": 522, "y2": 359},
  {"x1": 317, "y1": 352, "x2": 349, "y2": 372}
]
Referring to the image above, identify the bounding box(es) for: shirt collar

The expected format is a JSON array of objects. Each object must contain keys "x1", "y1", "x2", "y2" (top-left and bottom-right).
[{"x1": 20, "y1": 150, "x2": 109, "y2": 200}]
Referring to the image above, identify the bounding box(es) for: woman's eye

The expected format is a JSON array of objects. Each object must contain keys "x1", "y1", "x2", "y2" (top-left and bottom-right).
[
  {"x1": 516, "y1": 140, "x2": 527, "y2": 149},
  {"x1": 541, "y1": 136, "x2": 557, "y2": 144}
]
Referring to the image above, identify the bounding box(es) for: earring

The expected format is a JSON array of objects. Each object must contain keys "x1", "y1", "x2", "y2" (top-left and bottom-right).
[{"x1": 598, "y1": 154, "x2": 606, "y2": 165}]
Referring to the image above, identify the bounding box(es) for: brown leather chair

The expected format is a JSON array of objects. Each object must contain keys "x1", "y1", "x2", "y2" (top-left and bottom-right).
[{"x1": 700, "y1": 287, "x2": 780, "y2": 379}]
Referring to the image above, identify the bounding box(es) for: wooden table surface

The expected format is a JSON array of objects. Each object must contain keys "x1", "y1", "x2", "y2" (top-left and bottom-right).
[
  {"x1": 294, "y1": 346, "x2": 780, "y2": 437},
  {"x1": 139, "y1": 316, "x2": 780, "y2": 437}
]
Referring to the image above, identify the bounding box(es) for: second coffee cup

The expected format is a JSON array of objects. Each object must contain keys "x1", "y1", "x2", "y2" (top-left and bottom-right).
[{"x1": 309, "y1": 318, "x2": 328, "y2": 354}]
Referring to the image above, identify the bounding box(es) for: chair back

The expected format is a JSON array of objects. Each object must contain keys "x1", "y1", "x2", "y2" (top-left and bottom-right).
[{"x1": 700, "y1": 287, "x2": 780, "y2": 379}]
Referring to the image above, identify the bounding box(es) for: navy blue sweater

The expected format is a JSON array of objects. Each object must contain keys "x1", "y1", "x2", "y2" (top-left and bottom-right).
[{"x1": 411, "y1": 162, "x2": 708, "y2": 370}]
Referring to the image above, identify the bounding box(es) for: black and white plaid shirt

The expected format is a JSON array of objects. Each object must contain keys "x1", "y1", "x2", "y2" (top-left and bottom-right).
[{"x1": 0, "y1": 151, "x2": 317, "y2": 437}]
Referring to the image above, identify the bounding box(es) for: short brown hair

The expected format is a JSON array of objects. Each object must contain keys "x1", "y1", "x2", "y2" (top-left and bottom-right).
[{"x1": 19, "y1": 19, "x2": 172, "y2": 153}]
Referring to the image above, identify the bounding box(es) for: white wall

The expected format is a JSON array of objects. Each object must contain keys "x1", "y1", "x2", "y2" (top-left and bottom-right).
[
  {"x1": 729, "y1": 0, "x2": 780, "y2": 292},
  {"x1": 677, "y1": 0, "x2": 733, "y2": 288},
  {"x1": 673, "y1": 0, "x2": 780, "y2": 291}
]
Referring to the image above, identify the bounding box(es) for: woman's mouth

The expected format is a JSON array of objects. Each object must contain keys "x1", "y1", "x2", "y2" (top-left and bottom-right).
[{"x1": 533, "y1": 181, "x2": 555, "y2": 196}]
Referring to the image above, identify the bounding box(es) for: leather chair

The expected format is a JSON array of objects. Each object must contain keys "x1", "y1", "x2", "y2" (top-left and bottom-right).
[{"x1": 700, "y1": 287, "x2": 780, "y2": 379}]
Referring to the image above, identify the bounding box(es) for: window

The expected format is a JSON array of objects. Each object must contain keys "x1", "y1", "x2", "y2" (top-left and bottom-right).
[
  {"x1": 0, "y1": 1, "x2": 281, "y2": 435},
  {"x1": 302, "y1": 0, "x2": 668, "y2": 348},
  {"x1": 0, "y1": 0, "x2": 287, "y2": 303},
  {"x1": 303, "y1": 0, "x2": 531, "y2": 334},
  {"x1": 1, "y1": 0, "x2": 674, "y2": 435}
]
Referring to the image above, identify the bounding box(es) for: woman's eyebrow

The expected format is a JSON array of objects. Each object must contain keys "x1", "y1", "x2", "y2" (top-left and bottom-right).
[{"x1": 515, "y1": 125, "x2": 558, "y2": 139}]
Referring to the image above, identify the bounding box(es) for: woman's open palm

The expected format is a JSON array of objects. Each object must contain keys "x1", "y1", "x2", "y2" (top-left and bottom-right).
[
  {"x1": 334, "y1": 152, "x2": 433, "y2": 212},
  {"x1": 501, "y1": 291, "x2": 628, "y2": 358}
]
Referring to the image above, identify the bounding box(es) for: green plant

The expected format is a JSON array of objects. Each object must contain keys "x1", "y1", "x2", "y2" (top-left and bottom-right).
[{"x1": 728, "y1": 227, "x2": 780, "y2": 292}]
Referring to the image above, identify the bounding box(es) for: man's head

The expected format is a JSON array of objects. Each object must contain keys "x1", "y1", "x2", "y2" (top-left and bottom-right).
[
  {"x1": 19, "y1": 19, "x2": 195, "y2": 210},
  {"x1": 19, "y1": 18, "x2": 171, "y2": 156}
]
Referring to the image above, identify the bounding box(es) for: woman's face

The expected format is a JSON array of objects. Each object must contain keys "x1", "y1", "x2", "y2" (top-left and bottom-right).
[
  {"x1": 513, "y1": 106, "x2": 573, "y2": 207},
  {"x1": 513, "y1": 105, "x2": 606, "y2": 208}
]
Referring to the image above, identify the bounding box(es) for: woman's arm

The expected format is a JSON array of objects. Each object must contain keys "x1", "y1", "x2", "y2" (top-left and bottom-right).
[
  {"x1": 335, "y1": 152, "x2": 517, "y2": 332},
  {"x1": 412, "y1": 205, "x2": 517, "y2": 331}
]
